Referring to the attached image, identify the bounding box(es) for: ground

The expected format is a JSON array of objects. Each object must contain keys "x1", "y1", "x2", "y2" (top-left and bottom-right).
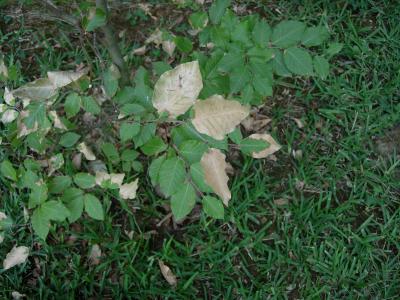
[{"x1": 1, "y1": 0, "x2": 400, "y2": 299}]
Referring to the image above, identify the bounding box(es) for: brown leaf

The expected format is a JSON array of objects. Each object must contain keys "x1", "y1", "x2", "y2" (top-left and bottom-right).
[
  {"x1": 192, "y1": 95, "x2": 249, "y2": 140},
  {"x1": 247, "y1": 134, "x2": 281, "y2": 159},
  {"x1": 200, "y1": 148, "x2": 231, "y2": 206},
  {"x1": 158, "y1": 260, "x2": 177, "y2": 286}
]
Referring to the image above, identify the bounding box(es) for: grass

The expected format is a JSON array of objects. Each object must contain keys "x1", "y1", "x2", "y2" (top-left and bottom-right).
[{"x1": 1, "y1": 0, "x2": 400, "y2": 298}]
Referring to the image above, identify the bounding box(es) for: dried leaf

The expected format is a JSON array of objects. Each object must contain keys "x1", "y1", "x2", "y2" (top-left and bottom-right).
[
  {"x1": 152, "y1": 61, "x2": 203, "y2": 118},
  {"x1": 1, "y1": 109, "x2": 18, "y2": 124},
  {"x1": 0, "y1": 56, "x2": 8, "y2": 78},
  {"x1": 77, "y1": 142, "x2": 96, "y2": 161},
  {"x1": 292, "y1": 117, "x2": 305, "y2": 129},
  {"x1": 241, "y1": 115, "x2": 271, "y2": 132},
  {"x1": 4, "y1": 87, "x2": 15, "y2": 106},
  {"x1": 162, "y1": 40, "x2": 176, "y2": 57},
  {"x1": 158, "y1": 260, "x2": 177, "y2": 286},
  {"x1": 47, "y1": 68, "x2": 88, "y2": 89},
  {"x1": 145, "y1": 28, "x2": 163, "y2": 46},
  {"x1": 247, "y1": 134, "x2": 281, "y2": 158},
  {"x1": 200, "y1": 148, "x2": 231, "y2": 206},
  {"x1": 3, "y1": 246, "x2": 29, "y2": 270},
  {"x1": 49, "y1": 111, "x2": 67, "y2": 130},
  {"x1": 133, "y1": 45, "x2": 147, "y2": 55},
  {"x1": 11, "y1": 291, "x2": 25, "y2": 300},
  {"x1": 12, "y1": 78, "x2": 57, "y2": 100},
  {"x1": 88, "y1": 244, "x2": 101, "y2": 266},
  {"x1": 192, "y1": 95, "x2": 249, "y2": 140},
  {"x1": 119, "y1": 179, "x2": 139, "y2": 200}
]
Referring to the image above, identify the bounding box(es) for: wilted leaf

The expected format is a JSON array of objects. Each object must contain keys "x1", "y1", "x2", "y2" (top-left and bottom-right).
[
  {"x1": 11, "y1": 291, "x2": 25, "y2": 300},
  {"x1": 48, "y1": 153, "x2": 64, "y2": 175},
  {"x1": 3, "y1": 246, "x2": 29, "y2": 270},
  {"x1": 119, "y1": 178, "x2": 139, "y2": 200},
  {"x1": 4, "y1": 87, "x2": 15, "y2": 105},
  {"x1": 247, "y1": 133, "x2": 281, "y2": 158},
  {"x1": 192, "y1": 95, "x2": 249, "y2": 140},
  {"x1": 152, "y1": 61, "x2": 203, "y2": 117},
  {"x1": 145, "y1": 28, "x2": 163, "y2": 46},
  {"x1": 0, "y1": 56, "x2": 8, "y2": 78},
  {"x1": 1, "y1": 109, "x2": 19, "y2": 124},
  {"x1": 88, "y1": 244, "x2": 101, "y2": 265},
  {"x1": 133, "y1": 45, "x2": 147, "y2": 55},
  {"x1": 49, "y1": 111, "x2": 67, "y2": 130},
  {"x1": 12, "y1": 78, "x2": 57, "y2": 100},
  {"x1": 162, "y1": 40, "x2": 176, "y2": 57},
  {"x1": 47, "y1": 68, "x2": 88, "y2": 89},
  {"x1": 77, "y1": 142, "x2": 96, "y2": 161},
  {"x1": 158, "y1": 260, "x2": 177, "y2": 286},
  {"x1": 200, "y1": 148, "x2": 231, "y2": 206}
]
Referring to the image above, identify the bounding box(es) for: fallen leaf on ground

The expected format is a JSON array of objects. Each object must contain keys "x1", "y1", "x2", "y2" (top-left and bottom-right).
[
  {"x1": 77, "y1": 142, "x2": 96, "y2": 161},
  {"x1": 158, "y1": 260, "x2": 177, "y2": 286},
  {"x1": 11, "y1": 291, "x2": 25, "y2": 300},
  {"x1": 192, "y1": 95, "x2": 249, "y2": 140},
  {"x1": 247, "y1": 134, "x2": 281, "y2": 159},
  {"x1": 49, "y1": 111, "x2": 67, "y2": 130},
  {"x1": 133, "y1": 45, "x2": 147, "y2": 55},
  {"x1": 47, "y1": 68, "x2": 88, "y2": 89},
  {"x1": 88, "y1": 244, "x2": 101, "y2": 266},
  {"x1": 3, "y1": 246, "x2": 29, "y2": 270},
  {"x1": 162, "y1": 40, "x2": 176, "y2": 57},
  {"x1": 152, "y1": 61, "x2": 203, "y2": 118},
  {"x1": 119, "y1": 179, "x2": 139, "y2": 200},
  {"x1": 200, "y1": 148, "x2": 231, "y2": 206}
]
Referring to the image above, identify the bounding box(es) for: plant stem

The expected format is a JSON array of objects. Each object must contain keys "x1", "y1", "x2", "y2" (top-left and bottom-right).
[{"x1": 96, "y1": 0, "x2": 130, "y2": 86}]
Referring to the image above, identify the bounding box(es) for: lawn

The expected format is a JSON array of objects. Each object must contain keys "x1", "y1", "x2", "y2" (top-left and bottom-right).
[{"x1": 1, "y1": 0, "x2": 400, "y2": 299}]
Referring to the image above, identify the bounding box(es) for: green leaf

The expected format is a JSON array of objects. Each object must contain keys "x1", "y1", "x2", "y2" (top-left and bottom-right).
[
  {"x1": 252, "y1": 76, "x2": 273, "y2": 97},
  {"x1": 119, "y1": 104, "x2": 147, "y2": 117},
  {"x1": 230, "y1": 66, "x2": 250, "y2": 93},
  {"x1": 59, "y1": 132, "x2": 81, "y2": 148},
  {"x1": 301, "y1": 26, "x2": 329, "y2": 47},
  {"x1": 48, "y1": 176, "x2": 72, "y2": 194},
  {"x1": 64, "y1": 93, "x2": 81, "y2": 118},
  {"x1": 209, "y1": 0, "x2": 231, "y2": 24},
  {"x1": 231, "y1": 20, "x2": 252, "y2": 46},
  {"x1": 21, "y1": 170, "x2": 39, "y2": 189},
  {"x1": 271, "y1": 20, "x2": 306, "y2": 48},
  {"x1": 148, "y1": 155, "x2": 166, "y2": 186},
  {"x1": 247, "y1": 47, "x2": 274, "y2": 61},
  {"x1": 121, "y1": 149, "x2": 139, "y2": 161},
  {"x1": 62, "y1": 188, "x2": 84, "y2": 223},
  {"x1": 272, "y1": 49, "x2": 291, "y2": 77},
  {"x1": 31, "y1": 209, "x2": 50, "y2": 240},
  {"x1": 283, "y1": 47, "x2": 313, "y2": 76},
  {"x1": 141, "y1": 136, "x2": 167, "y2": 156},
  {"x1": 159, "y1": 158, "x2": 186, "y2": 197},
  {"x1": 103, "y1": 67, "x2": 119, "y2": 98},
  {"x1": 24, "y1": 102, "x2": 47, "y2": 128},
  {"x1": 218, "y1": 52, "x2": 244, "y2": 73},
  {"x1": 313, "y1": 56, "x2": 329, "y2": 80},
  {"x1": 190, "y1": 162, "x2": 212, "y2": 193},
  {"x1": 119, "y1": 122, "x2": 140, "y2": 142},
  {"x1": 82, "y1": 96, "x2": 101, "y2": 115},
  {"x1": 134, "y1": 123, "x2": 157, "y2": 148},
  {"x1": 41, "y1": 200, "x2": 70, "y2": 222},
  {"x1": 84, "y1": 194, "x2": 104, "y2": 220},
  {"x1": 174, "y1": 36, "x2": 193, "y2": 53},
  {"x1": 326, "y1": 42, "x2": 343, "y2": 57},
  {"x1": 29, "y1": 184, "x2": 48, "y2": 209},
  {"x1": 171, "y1": 184, "x2": 196, "y2": 221},
  {"x1": 252, "y1": 19, "x2": 271, "y2": 46},
  {"x1": 101, "y1": 142, "x2": 120, "y2": 163},
  {"x1": 202, "y1": 196, "x2": 224, "y2": 219},
  {"x1": 178, "y1": 140, "x2": 208, "y2": 163},
  {"x1": 228, "y1": 128, "x2": 243, "y2": 144},
  {"x1": 0, "y1": 160, "x2": 17, "y2": 181},
  {"x1": 189, "y1": 12, "x2": 208, "y2": 30},
  {"x1": 85, "y1": 8, "x2": 106, "y2": 32},
  {"x1": 73, "y1": 173, "x2": 96, "y2": 189},
  {"x1": 239, "y1": 138, "x2": 270, "y2": 155}
]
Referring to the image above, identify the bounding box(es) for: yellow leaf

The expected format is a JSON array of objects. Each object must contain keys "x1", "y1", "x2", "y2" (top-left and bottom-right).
[
  {"x1": 152, "y1": 61, "x2": 203, "y2": 118},
  {"x1": 192, "y1": 95, "x2": 249, "y2": 140},
  {"x1": 200, "y1": 148, "x2": 231, "y2": 206}
]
